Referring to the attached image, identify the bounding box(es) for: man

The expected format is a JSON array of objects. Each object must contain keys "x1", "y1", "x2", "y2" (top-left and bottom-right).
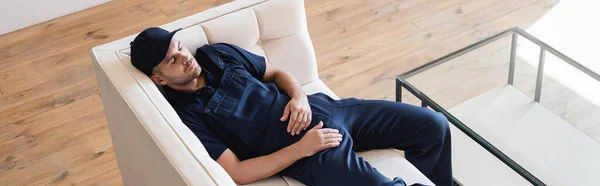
[{"x1": 130, "y1": 27, "x2": 452, "y2": 186}]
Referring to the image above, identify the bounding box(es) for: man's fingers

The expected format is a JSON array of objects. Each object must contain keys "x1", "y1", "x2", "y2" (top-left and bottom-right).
[
  {"x1": 319, "y1": 128, "x2": 340, "y2": 134},
  {"x1": 310, "y1": 121, "x2": 323, "y2": 131},
  {"x1": 296, "y1": 112, "x2": 307, "y2": 134},
  {"x1": 287, "y1": 111, "x2": 298, "y2": 133},
  {"x1": 291, "y1": 113, "x2": 303, "y2": 135},
  {"x1": 323, "y1": 133, "x2": 342, "y2": 139},
  {"x1": 329, "y1": 133, "x2": 343, "y2": 139},
  {"x1": 302, "y1": 113, "x2": 309, "y2": 131},
  {"x1": 305, "y1": 113, "x2": 312, "y2": 131},
  {"x1": 296, "y1": 112, "x2": 306, "y2": 135},
  {"x1": 325, "y1": 137, "x2": 342, "y2": 143},
  {"x1": 280, "y1": 104, "x2": 290, "y2": 121},
  {"x1": 324, "y1": 142, "x2": 341, "y2": 148},
  {"x1": 292, "y1": 112, "x2": 301, "y2": 135}
]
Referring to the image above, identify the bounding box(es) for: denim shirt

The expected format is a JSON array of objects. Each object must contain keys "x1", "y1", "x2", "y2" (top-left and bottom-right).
[{"x1": 165, "y1": 43, "x2": 289, "y2": 161}]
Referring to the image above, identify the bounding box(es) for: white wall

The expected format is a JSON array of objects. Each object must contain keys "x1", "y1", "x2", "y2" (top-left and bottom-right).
[{"x1": 0, "y1": 0, "x2": 111, "y2": 35}]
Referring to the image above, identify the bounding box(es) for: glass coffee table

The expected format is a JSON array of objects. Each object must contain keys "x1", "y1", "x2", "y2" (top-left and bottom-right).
[{"x1": 396, "y1": 27, "x2": 600, "y2": 186}]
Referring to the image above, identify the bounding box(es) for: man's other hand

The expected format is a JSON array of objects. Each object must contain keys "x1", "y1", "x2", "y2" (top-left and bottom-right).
[
  {"x1": 293, "y1": 121, "x2": 342, "y2": 157},
  {"x1": 281, "y1": 93, "x2": 312, "y2": 135}
]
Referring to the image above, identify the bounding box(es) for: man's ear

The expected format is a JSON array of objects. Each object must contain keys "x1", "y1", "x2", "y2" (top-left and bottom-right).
[{"x1": 150, "y1": 74, "x2": 168, "y2": 85}]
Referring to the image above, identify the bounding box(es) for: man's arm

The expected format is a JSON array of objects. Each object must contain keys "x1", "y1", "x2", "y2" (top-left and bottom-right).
[
  {"x1": 217, "y1": 145, "x2": 302, "y2": 185},
  {"x1": 216, "y1": 122, "x2": 342, "y2": 185},
  {"x1": 261, "y1": 61, "x2": 303, "y2": 98},
  {"x1": 262, "y1": 62, "x2": 312, "y2": 136}
]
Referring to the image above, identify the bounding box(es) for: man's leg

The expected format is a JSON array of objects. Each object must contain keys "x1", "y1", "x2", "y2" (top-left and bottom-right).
[
  {"x1": 280, "y1": 126, "x2": 417, "y2": 186},
  {"x1": 343, "y1": 100, "x2": 452, "y2": 186}
]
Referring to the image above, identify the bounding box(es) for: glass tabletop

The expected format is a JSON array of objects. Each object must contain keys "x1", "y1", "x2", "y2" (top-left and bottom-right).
[{"x1": 396, "y1": 27, "x2": 600, "y2": 186}]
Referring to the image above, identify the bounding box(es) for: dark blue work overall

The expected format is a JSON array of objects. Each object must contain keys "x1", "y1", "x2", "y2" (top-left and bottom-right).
[{"x1": 165, "y1": 43, "x2": 452, "y2": 186}]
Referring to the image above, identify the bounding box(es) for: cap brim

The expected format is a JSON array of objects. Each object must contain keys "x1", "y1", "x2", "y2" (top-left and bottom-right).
[{"x1": 155, "y1": 28, "x2": 183, "y2": 63}]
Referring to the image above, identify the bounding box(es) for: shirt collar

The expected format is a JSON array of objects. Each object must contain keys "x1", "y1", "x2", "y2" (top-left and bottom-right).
[{"x1": 164, "y1": 68, "x2": 213, "y2": 108}]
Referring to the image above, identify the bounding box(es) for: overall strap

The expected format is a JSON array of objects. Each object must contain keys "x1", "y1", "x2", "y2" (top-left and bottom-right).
[{"x1": 198, "y1": 44, "x2": 227, "y2": 70}]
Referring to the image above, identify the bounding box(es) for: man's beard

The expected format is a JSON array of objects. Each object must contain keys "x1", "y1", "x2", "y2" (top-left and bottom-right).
[{"x1": 165, "y1": 68, "x2": 201, "y2": 86}]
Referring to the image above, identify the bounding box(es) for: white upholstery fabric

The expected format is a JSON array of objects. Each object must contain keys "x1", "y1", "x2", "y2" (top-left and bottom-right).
[
  {"x1": 91, "y1": 0, "x2": 434, "y2": 185},
  {"x1": 175, "y1": 25, "x2": 209, "y2": 56},
  {"x1": 300, "y1": 80, "x2": 339, "y2": 100},
  {"x1": 253, "y1": 0, "x2": 307, "y2": 40},
  {"x1": 361, "y1": 150, "x2": 434, "y2": 186},
  {"x1": 202, "y1": 8, "x2": 261, "y2": 49}
]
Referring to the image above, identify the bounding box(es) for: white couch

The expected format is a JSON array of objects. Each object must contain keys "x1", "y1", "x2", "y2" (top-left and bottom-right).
[{"x1": 90, "y1": 0, "x2": 434, "y2": 185}]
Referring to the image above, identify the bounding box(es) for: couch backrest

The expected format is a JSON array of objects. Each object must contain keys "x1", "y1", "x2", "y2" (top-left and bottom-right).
[{"x1": 90, "y1": 0, "x2": 316, "y2": 185}]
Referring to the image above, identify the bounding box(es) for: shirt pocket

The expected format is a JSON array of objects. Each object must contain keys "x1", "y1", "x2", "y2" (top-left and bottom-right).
[
  {"x1": 214, "y1": 72, "x2": 247, "y2": 118},
  {"x1": 214, "y1": 71, "x2": 271, "y2": 129}
]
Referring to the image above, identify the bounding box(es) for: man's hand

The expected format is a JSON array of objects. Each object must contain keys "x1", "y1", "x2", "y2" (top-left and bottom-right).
[
  {"x1": 280, "y1": 93, "x2": 312, "y2": 135},
  {"x1": 293, "y1": 121, "x2": 342, "y2": 157}
]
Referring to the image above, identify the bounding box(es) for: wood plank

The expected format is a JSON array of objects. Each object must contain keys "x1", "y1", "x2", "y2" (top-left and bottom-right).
[
  {"x1": 0, "y1": 52, "x2": 88, "y2": 98},
  {"x1": 304, "y1": 0, "x2": 361, "y2": 18},
  {"x1": 309, "y1": 0, "x2": 393, "y2": 23},
  {"x1": 314, "y1": 5, "x2": 415, "y2": 69},
  {"x1": 0, "y1": 59, "x2": 93, "y2": 111},
  {"x1": 307, "y1": 0, "x2": 397, "y2": 43},
  {"x1": 77, "y1": 168, "x2": 123, "y2": 186},
  {"x1": 411, "y1": 0, "x2": 507, "y2": 30},
  {"x1": 158, "y1": 0, "x2": 231, "y2": 17},
  {"x1": 309, "y1": 0, "x2": 469, "y2": 44},
  {"x1": 0, "y1": 75, "x2": 98, "y2": 127},
  {"x1": 328, "y1": 0, "x2": 560, "y2": 99},
  {"x1": 26, "y1": 149, "x2": 118, "y2": 185},
  {"x1": 0, "y1": 95, "x2": 104, "y2": 158},
  {"x1": 323, "y1": 30, "x2": 437, "y2": 91},
  {"x1": 423, "y1": 0, "x2": 540, "y2": 40},
  {"x1": 314, "y1": 0, "x2": 508, "y2": 84},
  {"x1": 0, "y1": 117, "x2": 111, "y2": 185}
]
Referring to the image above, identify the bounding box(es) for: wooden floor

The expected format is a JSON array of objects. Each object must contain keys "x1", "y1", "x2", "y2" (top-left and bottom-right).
[{"x1": 0, "y1": 0, "x2": 559, "y2": 185}]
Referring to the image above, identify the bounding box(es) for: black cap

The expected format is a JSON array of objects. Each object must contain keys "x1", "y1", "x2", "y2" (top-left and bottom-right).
[{"x1": 130, "y1": 27, "x2": 182, "y2": 76}]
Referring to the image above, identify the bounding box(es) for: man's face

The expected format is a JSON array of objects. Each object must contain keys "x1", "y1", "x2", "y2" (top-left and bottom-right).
[{"x1": 151, "y1": 37, "x2": 201, "y2": 86}]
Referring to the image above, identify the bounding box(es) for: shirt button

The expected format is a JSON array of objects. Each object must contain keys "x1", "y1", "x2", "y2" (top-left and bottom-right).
[
  {"x1": 194, "y1": 105, "x2": 201, "y2": 109},
  {"x1": 204, "y1": 108, "x2": 211, "y2": 113},
  {"x1": 219, "y1": 62, "x2": 224, "y2": 66},
  {"x1": 226, "y1": 68, "x2": 231, "y2": 72}
]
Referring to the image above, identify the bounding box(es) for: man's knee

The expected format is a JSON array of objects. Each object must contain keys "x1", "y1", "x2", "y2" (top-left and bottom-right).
[{"x1": 424, "y1": 112, "x2": 450, "y2": 140}]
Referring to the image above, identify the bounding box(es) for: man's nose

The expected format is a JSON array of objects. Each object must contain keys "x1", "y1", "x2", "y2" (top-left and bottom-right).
[{"x1": 176, "y1": 52, "x2": 189, "y2": 64}]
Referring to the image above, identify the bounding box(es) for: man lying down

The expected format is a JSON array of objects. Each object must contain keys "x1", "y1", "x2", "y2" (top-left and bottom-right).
[{"x1": 130, "y1": 27, "x2": 452, "y2": 186}]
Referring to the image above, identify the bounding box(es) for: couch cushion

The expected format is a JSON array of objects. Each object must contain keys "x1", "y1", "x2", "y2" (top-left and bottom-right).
[
  {"x1": 361, "y1": 149, "x2": 435, "y2": 186},
  {"x1": 301, "y1": 79, "x2": 339, "y2": 99},
  {"x1": 260, "y1": 33, "x2": 318, "y2": 86},
  {"x1": 175, "y1": 25, "x2": 209, "y2": 56},
  {"x1": 242, "y1": 177, "x2": 288, "y2": 186},
  {"x1": 253, "y1": 0, "x2": 307, "y2": 40},
  {"x1": 201, "y1": 8, "x2": 260, "y2": 49}
]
